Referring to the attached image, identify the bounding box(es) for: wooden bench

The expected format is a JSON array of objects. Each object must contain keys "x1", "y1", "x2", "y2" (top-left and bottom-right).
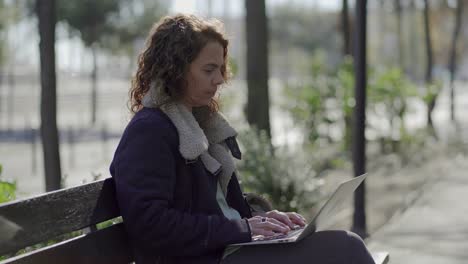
[
  {"x1": 0, "y1": 178, "x2": 131, "y2": 264},
  {"x1": 0, "y1": 178, "x2": 389, "y2": 263}
]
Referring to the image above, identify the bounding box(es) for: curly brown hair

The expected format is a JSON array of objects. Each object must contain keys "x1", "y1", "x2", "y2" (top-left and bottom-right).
[{"x1": 129, "y1": 14, "x2": 231, "y2": 114}]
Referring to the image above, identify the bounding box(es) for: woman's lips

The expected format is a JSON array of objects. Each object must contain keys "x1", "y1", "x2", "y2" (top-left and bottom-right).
[{"x1": 206, "y1": 91, "x2": 217, "y2": 97}]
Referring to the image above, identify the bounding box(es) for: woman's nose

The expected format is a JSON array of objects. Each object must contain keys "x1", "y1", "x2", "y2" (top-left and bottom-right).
[{"x1": 213, "y1": 71, "x2": 224, "y2": 85}]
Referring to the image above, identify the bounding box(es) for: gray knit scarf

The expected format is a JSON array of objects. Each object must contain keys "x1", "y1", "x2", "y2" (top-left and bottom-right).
[{"x1": 141, "y1": 81, "x2": 240, "y2": 197}]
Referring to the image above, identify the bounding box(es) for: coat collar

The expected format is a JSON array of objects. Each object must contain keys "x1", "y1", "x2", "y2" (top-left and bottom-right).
[{"x1": 141, "y1": 84, "x2": 237, "y2": 160}]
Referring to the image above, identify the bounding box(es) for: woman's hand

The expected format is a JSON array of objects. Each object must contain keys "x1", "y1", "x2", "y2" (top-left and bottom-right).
[
  {"x1": 253, "y1": 210, "x2": 307, "y2": 229},
  {"x1": 247, "y1": 216, "x2": 290, "y2": 237}
]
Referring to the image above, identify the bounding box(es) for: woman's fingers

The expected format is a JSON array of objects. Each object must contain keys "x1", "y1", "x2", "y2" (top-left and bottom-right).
[
  {"x1": 248, "y1": 216, "x2": 290, "y2": 236},
  {"x1": 287, "y1": 212, "x2": 307, "y2": 227},
  {"x1": 266, "y1": 210, "x2": 295, "y2": 228},
  {"x1": 248, "y1": 211, "x2": 307, "y2": 238},
  {"x1": 261, "y1": 219, "x2": 290, "y2": 233}
]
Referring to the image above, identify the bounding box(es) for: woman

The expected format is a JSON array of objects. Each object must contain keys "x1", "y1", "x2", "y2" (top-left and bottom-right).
[{"x1": 110, "y1": 14, "x2": 375, "y2": 264}]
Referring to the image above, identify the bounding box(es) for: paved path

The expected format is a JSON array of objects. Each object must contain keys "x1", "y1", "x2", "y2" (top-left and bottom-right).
[{"x1": 368, "y1": 155, "x2": 468, "y2": 264}]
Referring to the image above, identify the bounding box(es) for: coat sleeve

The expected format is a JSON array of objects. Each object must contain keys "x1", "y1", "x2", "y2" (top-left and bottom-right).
[{"x1": 110, "y1": 117, "x2": 251, "y2": 257}]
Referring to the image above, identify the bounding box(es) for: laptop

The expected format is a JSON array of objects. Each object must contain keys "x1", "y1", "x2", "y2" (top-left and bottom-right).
[{"x1": 230, "y1": 173, "x2": 368, "y2": 246}]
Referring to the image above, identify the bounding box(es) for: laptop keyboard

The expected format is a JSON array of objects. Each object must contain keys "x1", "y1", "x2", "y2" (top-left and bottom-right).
[{"x1": 253, "y1": 226, "x2": 305, "y2": 241}]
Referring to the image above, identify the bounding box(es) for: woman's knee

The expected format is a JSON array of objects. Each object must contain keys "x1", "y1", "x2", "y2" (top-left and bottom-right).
[
  {"x1": 346, "y1": 231, "x2": 366, "y2": 248},
  {"x1": 345, "y1": 231, "x2": 375, "y2": 264}
]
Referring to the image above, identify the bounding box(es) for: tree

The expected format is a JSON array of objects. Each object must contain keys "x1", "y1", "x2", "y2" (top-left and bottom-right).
[
  {"x1": 341, "y1": 0, "x2": 353, "y2": 154},
  {"x1": 104, "y1": 0, "x2": 169, "y2": 73},
  {"x1": 394, "y1": 0, "x2": 404, "y2": 68},
  {"x1": 245, "y1": 0, "x2": 271, "y2": 138},
  {"x1": 341, "y1": 0, "x2": 352, "y2": 56},
  {"x1": 0, "y1": 1, "x2": 6, "y2": 66},
  {"x1": 448, "y1": 0, "x2": 463, "y2": 122},
  {"x1": 1, "y1": 1, "x2": 23, "y2": 131},
  {"x1": 0, "y1": 0, "x2": 6, "y2": 120},
  {"x1": 407, "y1": 0, "x2": 419, "y2": 80},
  {"x1": 36, "y1": 0, "x2": 61, "y2": 191},
  {"x1": 423, "y1": 0, "x2": 436, "y2": 129},
  {"x1": 270, "y1": 5, "x2": 339, "y2": 55},
  {"x1": 57, "y1": 0, "x2": 120, "y2": 125}
]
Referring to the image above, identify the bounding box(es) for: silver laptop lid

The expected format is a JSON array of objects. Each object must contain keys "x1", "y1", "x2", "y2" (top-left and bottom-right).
[{"x1": 297, "y1": 173, "x2": 368, "y2": 241}]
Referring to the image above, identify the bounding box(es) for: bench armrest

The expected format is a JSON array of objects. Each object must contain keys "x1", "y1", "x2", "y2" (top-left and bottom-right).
[{"x1": 244, "y1": 193, "x2": 273, "y2": 214}]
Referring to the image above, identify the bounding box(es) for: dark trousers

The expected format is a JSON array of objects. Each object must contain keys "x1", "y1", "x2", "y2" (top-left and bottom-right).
[{"x1": 221, "y1": 230, "x2": 375, "y2": 264}]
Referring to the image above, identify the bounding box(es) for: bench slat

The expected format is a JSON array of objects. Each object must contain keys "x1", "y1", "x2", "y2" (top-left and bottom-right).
[
  {"x1": 0, "y1": 178, "x2": 120, "y2": 255},
  {"x1": 0, "y1": 223, "x2": 133, "y2": 264},
  {"x1": 371, "y1": 251, "x2": 390, "y2": 264}
]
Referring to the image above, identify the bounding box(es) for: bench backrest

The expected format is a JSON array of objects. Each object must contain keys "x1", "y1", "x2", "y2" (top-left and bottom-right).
[{"x1": 0, "y1": 178, "x2": 133, "y2": 264}]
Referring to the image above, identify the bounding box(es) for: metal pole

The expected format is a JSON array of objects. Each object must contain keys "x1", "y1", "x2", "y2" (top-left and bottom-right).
[{"x1": 352, "y1": 0, "x2": 368, "y2": 238}]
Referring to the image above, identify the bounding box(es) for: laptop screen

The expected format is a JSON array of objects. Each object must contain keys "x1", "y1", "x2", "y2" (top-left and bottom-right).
[{"x1": 297, "y1": 173, "x2": 367, "y2": 240}]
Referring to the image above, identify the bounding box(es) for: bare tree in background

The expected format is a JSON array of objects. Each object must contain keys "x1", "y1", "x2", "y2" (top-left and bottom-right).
[
  {"x1": 448, "y1": 0, "x2": 464, "y2": 122},
  {"x1": 341, "y1": 0, "x2": 353, "y2": 154},
  {"x1": 423, "y1": 0, "x2": 435, "y2": 129},
  {"x1": 408, "y1": 0, "x2": 419, "y2": 79},
  {"x1": 245, "y1": 0, "x2": 271, "y2": 138},
  {"x1": 342, "y1": 0, "x2": 351, "y2": 56},
  {"x1": 36, "y1": 0, "x2": 62, "y2": 191},
  {"x1": 57, "y1": 0, "x2": 120, "y2": 125},
  {"x1": 395, "y1": 0, "x2": 404, "y2": 69}
]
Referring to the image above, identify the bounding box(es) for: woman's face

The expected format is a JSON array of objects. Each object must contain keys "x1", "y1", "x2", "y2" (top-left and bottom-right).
[{"x1": 182, "y1": 41, "x2": 225, "y2": 110}]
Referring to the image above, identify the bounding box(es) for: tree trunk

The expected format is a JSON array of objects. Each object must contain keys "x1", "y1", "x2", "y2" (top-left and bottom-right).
[
  {"x1": 376, "y1": 0, "x2": 385, "y2": 63},
  {"x1": 342, "y1": 0, "x2": 351, "y2": 56},
  {"x1": 0, "y1": 69, "x2": 2, "y2": 127},
  {"x1": 352, "y1": 0, "x2": 368, "y2": 239},
  {"x1": 408, "y1": 0, "x2": 419, "y2": 80},
  {"x1": 245, "y1": 0, "x2": 271, "y2": 138},
  {"x1": 36, "y1": 0, "x2": 62, "y2": 191},
  {"x1": 342, "y1": 0, "x2": 353, "y2": 155},
  {"x1": 448, "y1": 0, "x2": 463, "y2": 122},
  {"x1": 91, "y1": 44, "x2": 98, "y2": 125},
  {"x1": 423, "y1": 0, "x2": 435, "y2": 128},
  {"x1": 395, "y1": 0, "x2": 404, "y2": 69},
  {"x1": 6, "y1": 70, "x2": 14, "y2": 131}
]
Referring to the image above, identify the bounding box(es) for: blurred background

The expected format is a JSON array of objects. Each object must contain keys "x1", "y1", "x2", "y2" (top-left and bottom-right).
[{"x1": 0, "y1": 0, "x2": 467, "y2": 258}]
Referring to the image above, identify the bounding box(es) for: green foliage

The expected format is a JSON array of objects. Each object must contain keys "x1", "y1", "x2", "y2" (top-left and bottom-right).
[
  {"x1": 96, "y1": 216, "x2": 123, "y2": 230},
  {"x1": 1, "y1": 229, "x2": 84, "y2": 260},
  {"x1": 0, "y1": 0, "x2": 25, "y2": 66},
  {"x1": 0, "y1": 164, "x2": 17, "y2": 204},
  {"x1": 237, "y1": 129, "x2": 323, "y2": 213},
  {"x1": 422, "y1": 80, "x2": 443, "y2": 104},
  {"x1": 57, "y1": 0, "x2": 121, "y2": 47},
  {"x1": 369, "y1": 67, "x2": 418, "y2": 113},
  {"x1": 0, "y1": 1, "x2": 23, "y2": 25},
  {"x1": 0, "y1": 214, "x2": 123, "y2": 260},
  {"x1": 0, "y1": 164, "x2": 18, "y2": 260},
  {"x1": 228, "y1": 57, "x2": 239, "y2": 78},
  {"x1": 270, "y1": 5, "x2": 339, "y2": 54},
  {"x1": 336, "y1": 56, "x2": 355, "y2": 117},
  {"x1": 367, "y1": 67, "x2": 419, "y2": 152},
  {"x1": 104, "y1": 0, "x2": 169, "y2": 56},
  {"x1": 0, "y1": 181, "x2": 16, "y2": 204},
  {"x1": 285, "y1": 53, "x2": 422, "y2": 155},
  {"x1": 57, "y1": 0, "x2": 168, "y2": 53},
  {"x1": 284, "y1": 52, "x2": 348, "y2": 147}
]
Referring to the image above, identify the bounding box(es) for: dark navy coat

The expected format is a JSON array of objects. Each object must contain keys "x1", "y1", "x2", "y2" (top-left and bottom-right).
[{"x1": 109, "y1": 107, "x2": 253, "y2": 264}]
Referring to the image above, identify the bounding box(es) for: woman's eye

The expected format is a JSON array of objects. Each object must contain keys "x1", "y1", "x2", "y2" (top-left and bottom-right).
[{"x1": 204, "y1": 69, "x2": 214, "y2": 73}]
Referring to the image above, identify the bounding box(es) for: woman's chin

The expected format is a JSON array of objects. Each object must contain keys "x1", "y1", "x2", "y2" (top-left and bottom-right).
[{"x1": 195, "y1": 100, "x2": 212, "y2": 107}]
